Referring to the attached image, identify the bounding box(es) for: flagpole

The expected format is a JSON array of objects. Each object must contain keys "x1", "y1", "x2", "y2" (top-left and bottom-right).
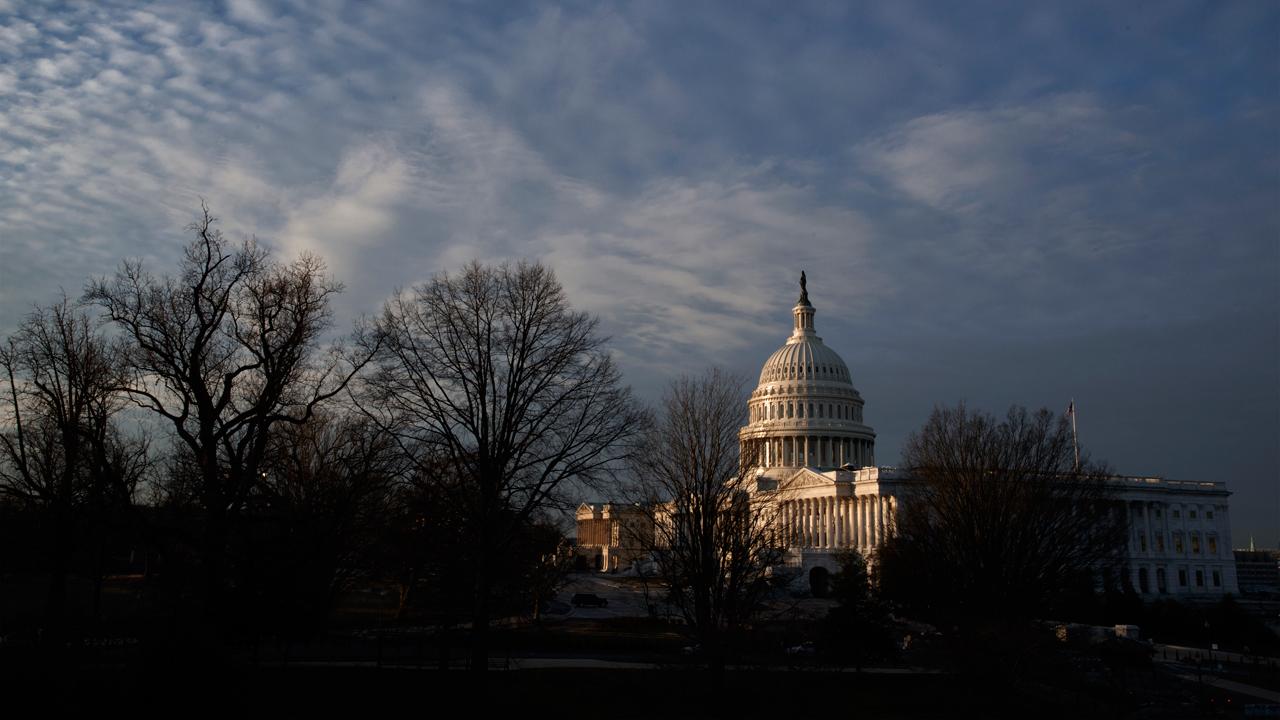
[{"x1": 1070, "y1": 398, "x2": 1080, "y2": 472}]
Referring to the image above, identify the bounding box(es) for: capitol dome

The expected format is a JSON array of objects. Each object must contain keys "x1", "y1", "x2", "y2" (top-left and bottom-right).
[{"x1": 739, "y1": 274, "x2": 876, "y2": 471}]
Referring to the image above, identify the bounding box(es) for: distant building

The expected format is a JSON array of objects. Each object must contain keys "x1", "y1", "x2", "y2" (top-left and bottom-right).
[
  {"x1": 574, "y1": 502, "x2": 652, "y2": 572},
  {"x1": 736, "y1": 276, "x2": 1239, "y2": 598},
  {"x1": 1234, "y1": 549, "x2": 1280, "y2": 596}
]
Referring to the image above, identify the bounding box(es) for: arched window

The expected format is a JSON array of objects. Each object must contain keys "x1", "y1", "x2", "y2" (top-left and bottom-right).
[
  {"x1": 818, "y1": 404, "x2": 824, "y2": 418},
  {"x1": 787, "y1": 402, "x2": 793, "y2": 418},
  {"x1": 798, "y1": 403, "x2": 804, "y2": 418}
]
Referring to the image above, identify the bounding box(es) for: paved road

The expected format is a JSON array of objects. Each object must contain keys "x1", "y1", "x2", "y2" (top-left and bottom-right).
[{"x1": 548, "y1": 573, "x2": 664, "y2": 620}]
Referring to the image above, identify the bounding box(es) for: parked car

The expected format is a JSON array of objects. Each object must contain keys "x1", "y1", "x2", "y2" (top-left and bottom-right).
[{"x1": 571, "y1": 593, "x2": 609, "y2": 608}]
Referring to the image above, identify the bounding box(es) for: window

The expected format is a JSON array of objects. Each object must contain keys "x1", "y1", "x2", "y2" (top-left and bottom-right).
[
  {"x1": 787, "y1": 402, "x2": 794, "y2": 418},
  {"x1": 1178, "y1": 568, "x2": 1188, "y2": 587},
  {"x1": 797, "y1": 403, "x2": 804, "y2": 418},
  {"x1": 1208, "y1": 536, "x2": 1217, "y2": 555},
  {"x1": 1212, "y1": 570, "x2": 1221, "y2": 588},
  {"x1": 1206, "y1": 510, "x2": 1214, "y2": 520},
  {"x1": 1154, "y1": 508, "x2": 1162, "y2": 519},
  {"x1": 818, "y1": 404, "x2": 823, "y2": 418},
  {"x1": 1195, "y1": 570, "x2": 1204, "y2": 588},
  {"x1": 1189, "y1": 509, "x2": 1197, "y2": 520},
  {"x1": 1191, "y1": 533, "x2": 1201, "y2": 555},
  {"x1": 1139, "y1": 533, "x2": 1147, "y2": 552},
  {"x1": 1173, "y1": 509, "x2": 1181, "y2": 519},
  {"x1": 1174, "y1": 533, "x2": 1184, "y2": 554},
  {"x1": 1156, "y1": 568, "x2": 1167, "y2": 593},
  {"x1": 1155, "y1": 534, "x2": 1165, "y2": 552},
  {"x1": 808, "y1": 403, "x2": 814, "y2": 417},
  {"x1": 1138, "y1": 568, "x2": 1149, "y2": 593}
]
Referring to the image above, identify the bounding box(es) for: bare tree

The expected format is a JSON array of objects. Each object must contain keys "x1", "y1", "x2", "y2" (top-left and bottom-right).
[
  {"x1": 626, "y1": 368, "x2": 786, "y2": 671},
  {"x1": 242, "y1": 410, "x2": 403, "y2": 632},
  {"x1": 878, "y1": 402, "x2": 1127, "y2": 622},
  {"x1": 84, "y1": 205, "x2": 361, "y2": 626},
  {"x1": 0, "y1": 296, "x2": 145, "y2": 635},
  {"x1": 358, "y1": 260, "x2": 643, "y2": 669}
]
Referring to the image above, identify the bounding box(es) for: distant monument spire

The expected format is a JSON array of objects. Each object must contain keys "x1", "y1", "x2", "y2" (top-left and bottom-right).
[{"x1": 798, "y1": 270, "x2": 811, "y2": 306}]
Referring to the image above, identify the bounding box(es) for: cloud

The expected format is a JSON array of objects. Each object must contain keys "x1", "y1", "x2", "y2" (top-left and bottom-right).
[
  {"x1": 855, "y1": 93, "x2": 1141, "y2": 215},
  {"x1": 278, "y1": 141, "x2": 410, "y2": 264},
  {"x1": 0, "y1": 1, "x2": 1275, "y2": 543}
]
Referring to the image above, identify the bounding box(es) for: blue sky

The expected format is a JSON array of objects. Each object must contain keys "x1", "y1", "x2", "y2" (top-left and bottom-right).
[{"x1": 1, "y1": 1, "x2": 1276, "y2": 544}]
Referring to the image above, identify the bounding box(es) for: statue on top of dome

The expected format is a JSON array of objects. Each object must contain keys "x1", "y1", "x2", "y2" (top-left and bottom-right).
[{"x1": 798, "y1": 270, "x2": 811, "y2": 306}]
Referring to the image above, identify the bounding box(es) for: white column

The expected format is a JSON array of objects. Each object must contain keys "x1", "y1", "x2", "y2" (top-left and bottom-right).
[
  {"x1": 798, "y1": 497, "x2": 808, "y2": 545},
  {"x1": 811, "y1": 498, "x2": 819, "y2": 548},
  {"x1": 815, "y1": 498, "x2": 822, "y2": 547},
  {"x1": 1143, "y1": 502, "x2": 1151, "y2": 556},
  {"x1": 835, "y1": 497, "x2": 844, "y2": 547},
  {"x1": 816, "y1": 498, "x2": 824, "y2": 548},
  {"x1": 850, "y1": 498, "x2": 858, "y2": 549},
  {"x1": 829, "y1": 497, "x2": 839, "y2": 545},
  {"x1": 870, "y1": 491, "x2": 880, "y2": 543},
  {"x1": 847, "y1": 498, "x2": 855, "y2": 548},
  {"x1": 855, "y1": 497, "x2": 865, "y2": 545},
  {"x1": 876, "y1": 495, "x2": 886, "y2": 545},
  {"x1": 821, "y1": 497, "x2": 830, "y2": 548},
  {"x1": 844, "y1": 497, "x2": 852, "y2": 547}
]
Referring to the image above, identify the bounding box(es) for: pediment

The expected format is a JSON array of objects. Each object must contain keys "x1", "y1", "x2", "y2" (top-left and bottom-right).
[{"x1": 779, "y1": 467, "x2": 835, "y2": 491}]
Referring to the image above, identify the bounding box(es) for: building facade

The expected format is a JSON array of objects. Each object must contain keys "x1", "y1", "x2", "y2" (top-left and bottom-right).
[
  {"x1": 1233, "y1": 548, "x2": 1280, "y2": 596},
  {"x1": 574, "y1": 502, "x2": 652, "y2": 572},
  {"x1": 737, "y1": 276, "x2": 1239, "y2": 599}
]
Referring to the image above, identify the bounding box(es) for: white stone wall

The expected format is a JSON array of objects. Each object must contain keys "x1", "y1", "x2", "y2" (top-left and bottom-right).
[{"x1": 1118, "y1": 481, "x2": 1239, "y2": 598}]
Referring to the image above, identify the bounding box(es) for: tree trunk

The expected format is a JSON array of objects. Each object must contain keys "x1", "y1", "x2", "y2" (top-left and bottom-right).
[
  {"x1": 470, "y1": 551, "x2": 491, "y2": 673},
  {"x1": 44, "y1": 504, "x2": 71, "y2": 645}
]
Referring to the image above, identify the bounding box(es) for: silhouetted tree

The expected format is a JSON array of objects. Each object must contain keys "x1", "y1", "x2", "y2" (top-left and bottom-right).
[
  {"x1": 0, "y1": 297, "x2": 146, "y2": 637},
  {"x1": 85, "y1": 205, "x2": 364, "y2": 631},
  {"x1": 358, "y1": 260, "x2": 643, "y2": 670},
  {"x1": 234, "y1": 410, "x2": 402, "y2": 635},
  {"x1": 821, "y1": 550, "x2": 895, "y2": 668},
  {"x1": 878, "y1": 403, "x2": 1126, "y2": 623},
  {"x1": 626, "y1": 368, "x2": 785, "y2": 672}
]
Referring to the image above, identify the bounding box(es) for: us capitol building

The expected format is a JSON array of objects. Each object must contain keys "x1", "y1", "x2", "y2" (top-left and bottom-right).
[{"x1": 581, "y1": 275, "x2": 1240, "y2": 599}]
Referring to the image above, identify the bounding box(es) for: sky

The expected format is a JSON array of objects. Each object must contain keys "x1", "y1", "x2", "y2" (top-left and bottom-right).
[{"x1": 0, "y1": 1, "x2": 1276, "y2": 545}]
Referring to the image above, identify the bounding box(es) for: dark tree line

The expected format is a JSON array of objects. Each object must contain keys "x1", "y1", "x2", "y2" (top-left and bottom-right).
[
  {"x1": 0, "y1": 207, "x2": 635, "y2": 663},
  {"x1": 877, "y1": 402, "x2": 1128, "y2": 624}
]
